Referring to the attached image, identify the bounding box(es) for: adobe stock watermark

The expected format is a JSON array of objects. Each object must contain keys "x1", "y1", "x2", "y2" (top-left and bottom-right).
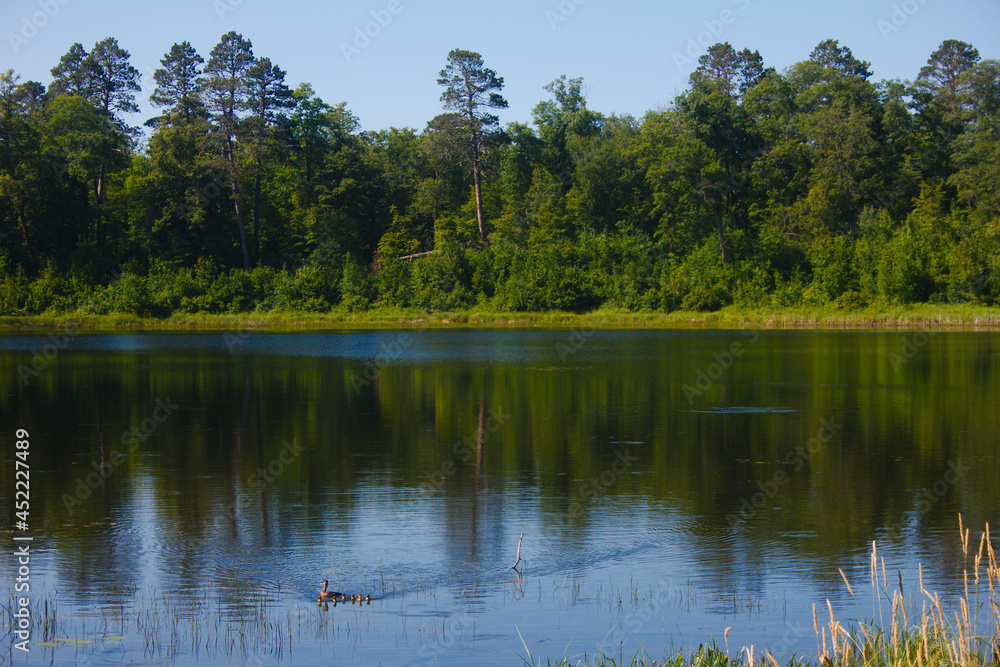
[
  {"x1": 602, "y1": 576, "x2": 675, "y2": 649},
  {"x1": 410, "y1": 610, "x2": 476, "y2": 666},
  {"x1": 883, "y1": 459, "x2": 969, "y2": 541},
  {"x1": 672, "y1": 0, "x2": 753, "y2": 74},
  {"x1": 564, "y1": 448, "x2": 640, "y2": 523},
  {"x1": 7, "y1": 0, "x2": 73, "y2": 54},
  {"x1": 346, "y1": 326, "x2": 429, "y2": 394},
  {"x1": 61, "y1": 398, "x2": 180, "y2": 514},
  {"x1": 179, "y1": 169, "x2": 229, "y2": 224},
  {"x1": 17, "y1": 323, "x2": 81, "y2": 386},
  {"x1": 545, "y1": 0, "x2": 586, "y2": 31},
  {"x1": 711, "y1": 147, "x2": 766, "y2": 199},
  {"x1": 603, "y1": 578, "x2": 810, "y2": 663},
  {"x1": 761, "y1": 621, "x2": 810, "y2": 664},
  {"x1": 213, "y1": 0, "x2": 244, "y2": 21},
  {"x1": 223, "y1": 324, "x2": 253, "y2": 353},
  {"x1": 555, "y1": 326, "x2": 595, "y2": 361},
  {"x1": 682, "y1": 329, "x2": 760, "y2": 405},
  {"x1": 424, "y1": 407, "x2": 511, "y2": 490},
  {"x1": 877, "y1": 0, "x2": 930, "y2": 41},
  {"x1": 50, "y1": 130, "x2": 113, "y2": 183},
  {"x1": 208, "y1": 440, "x2": 303, "y2": 531},
  {"x1": 341, "y1": 0, "x2": 405, "y2": 64},
  {"x1": 726, "y1": 415, "x2": 844, "y2": 527},
  {"x1": 350, "y1": 332, "x2": 413, "y2": 394},
  {"x1": 887, "y1": 328, "x2": 937, "y2": 372},
  {"x1": 248, "y1": 440, "x2": 304, "y2": 491}
]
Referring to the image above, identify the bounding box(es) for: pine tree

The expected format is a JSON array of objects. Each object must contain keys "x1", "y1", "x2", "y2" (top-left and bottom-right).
[
  {"x1": 437, "y1": 49, "x2": 508, "y2": 245},
  {"x1": 150, "y1": 41, "x2": 206, "y2": 124},
  {"x1": 205, "y1": 31, "x2": 254, "y2": 271}
]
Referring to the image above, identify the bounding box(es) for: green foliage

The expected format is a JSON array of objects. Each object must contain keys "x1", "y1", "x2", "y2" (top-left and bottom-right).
[
  {"x1": 807, "y1": 234, "x2": 857, "y2": 303},
  {"x1": 0, "y1": 257, "x2": 30, "y2": 314},
  {"x1": 660, "y1": 241, "x2": 732, "y2": 311},
  {"x1": 273, "y1": 263, "x2": 338, "y2": 312},
  {"x1": 23, "y1": 263, "x2": 81, "y2": 313},
  {"x1": 373, "y1": 258, "x2": 414, "y2": 308},
  {"x1": 205, "y1": 267, "x2": 270, "y2": 313},
  {"x1": 576, "y1": 231, "x2": 657, "y2": 310},
  {"x1": 492, "y1": 241, "x2": 599, "y2": 312},
  {"x1": 340, "y1": 255, "x2": 374, "y2": 312},
  {"x1": 2, "y1": 39, "x2": 999, "y2": 317},
  {"x1": 411, "y1": 243, "x2": 476, "y2": 311},
  {"x1": 85, "y1": 272, "x2": 154, "y2": 316}
]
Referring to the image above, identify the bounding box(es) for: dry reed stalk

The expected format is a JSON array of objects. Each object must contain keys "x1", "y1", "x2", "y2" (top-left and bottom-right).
[
  {"x1": 860, "y1": 624, "x2": 873, "y2": 661},
  {"x1": 900, "y1": 570, "x2": 909, "y2": 626},
  {"x1": 933, "y1": 592, "x2": 945, "y2": 632},
  {"x1": 872, "y1": 541, "x2": 878, "y2": 590},
  {"x1": 976, "y1": 532, "x2": 986, "y2": 586},
  {"x1": 921, "y1": 617, "x2": 930, "y2": 663},
  {"x1": 987, "y1": 524, "x2": 998, "y2": 589},
  {"x1": 993, "y1": 598, "x2": 1000, "y2": 640},
  {"x1": 840, "y1": 568, "x2": 854, "y2": 597},
  {"x1": 892, "y1": 593, "x2": 901, "y2": 654},
  {"x1": 956, "y1": 611, "x2": 969, "y2": 667},
  {"x1": 947, "y1": 639, "x2": 959, "y2": 666}
]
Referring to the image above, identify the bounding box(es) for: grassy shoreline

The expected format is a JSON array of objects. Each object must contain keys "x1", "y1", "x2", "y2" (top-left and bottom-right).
[{"x1": 1, "y1": 304, "x2": 1000, "y2": 332}]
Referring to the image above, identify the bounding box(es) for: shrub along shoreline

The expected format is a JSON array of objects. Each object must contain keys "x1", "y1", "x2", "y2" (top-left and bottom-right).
[{"x1": 1, "y1": 304, "x2": 999, "y2": 332}]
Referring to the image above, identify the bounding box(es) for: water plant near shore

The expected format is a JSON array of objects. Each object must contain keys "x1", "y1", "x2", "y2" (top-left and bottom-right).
[
  {"x1": 3, "y1": 523, "x2": 995, "y2": 665},
  {"x1": 521, "y1": 518, "x2": 999, "y2": 667}
]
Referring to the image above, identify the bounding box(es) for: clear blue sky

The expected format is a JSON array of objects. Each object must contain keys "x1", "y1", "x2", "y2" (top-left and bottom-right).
[{"x1": 3, "y1": 0, "x2": 998, "y2": 132}]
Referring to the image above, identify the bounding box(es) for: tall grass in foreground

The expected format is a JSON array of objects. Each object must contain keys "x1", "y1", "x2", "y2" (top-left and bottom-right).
[
  {"x1": 827, "y1": 518, "x2": 999, "y2": 667},
  {"x1": 528, "y1": 517, "x2": 999, "y2": 667}
]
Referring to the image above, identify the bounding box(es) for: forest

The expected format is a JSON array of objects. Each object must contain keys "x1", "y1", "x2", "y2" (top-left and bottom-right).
[{"x1": 0, "y1": 35, "x2": 998, "y2": 316}]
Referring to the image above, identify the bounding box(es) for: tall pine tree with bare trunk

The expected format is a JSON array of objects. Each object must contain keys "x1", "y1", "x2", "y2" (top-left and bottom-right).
[
  {"x1": 245, "y1": 57, "x2": 293, "y2": 264},
  {"x1": 437, "y1": 49, "x2": 507, "y2": 246},
  {"x1": 50, "y1": 38, "x2": 139, "y2": 254},
  {"x1": 205, "y1": 31, "x2": 253, "y2": 271}
]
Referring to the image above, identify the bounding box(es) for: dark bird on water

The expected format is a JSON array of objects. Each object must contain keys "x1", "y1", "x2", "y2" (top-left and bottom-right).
[{"x1": 319, "y1": 580, "x2": 341, "y2": 599}]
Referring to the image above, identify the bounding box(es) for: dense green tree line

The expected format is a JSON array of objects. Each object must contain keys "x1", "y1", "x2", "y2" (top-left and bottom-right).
[{"x1": 1, "y1": 36, "x2": 998, "y2": 315}]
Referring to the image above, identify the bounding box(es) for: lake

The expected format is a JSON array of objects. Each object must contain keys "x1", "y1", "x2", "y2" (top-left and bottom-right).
[{"x1": 1, "y1": 328, "x2": 998, "y2": 666}]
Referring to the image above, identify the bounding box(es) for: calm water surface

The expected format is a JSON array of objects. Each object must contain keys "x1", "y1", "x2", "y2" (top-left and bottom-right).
[{"x1": 0, "y1": 329, "x2": 998, "y2": 666}]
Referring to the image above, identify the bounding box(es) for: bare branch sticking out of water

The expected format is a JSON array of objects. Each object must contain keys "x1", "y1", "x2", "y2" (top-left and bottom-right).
[{"x1": 512, "y1": 533, "x2": 523, "y2": 570}]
